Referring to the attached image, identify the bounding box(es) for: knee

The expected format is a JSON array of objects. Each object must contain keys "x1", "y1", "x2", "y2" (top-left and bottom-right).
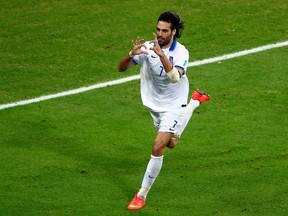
[
  {"x1": 152, "y1": 139, "x2": 166, "y2": 156},
  {"x1": 167, "y1": 138, "x2": 178, "y2": 149}
]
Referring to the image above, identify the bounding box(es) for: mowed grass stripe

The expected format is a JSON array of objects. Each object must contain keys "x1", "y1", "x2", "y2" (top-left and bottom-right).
[{"x1": 0, "y1": 40, "x2": 287, "y2": 111}]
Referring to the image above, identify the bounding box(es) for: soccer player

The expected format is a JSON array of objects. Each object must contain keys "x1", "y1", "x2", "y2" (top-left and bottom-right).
[{"x1": 118, "y1": 12, "x2": 210, "y2": 210}]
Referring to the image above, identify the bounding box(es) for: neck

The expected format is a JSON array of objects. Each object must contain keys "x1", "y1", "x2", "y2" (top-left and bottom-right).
[{"x1": 161, "y1": 37, "x2": 175, "y2": 49}]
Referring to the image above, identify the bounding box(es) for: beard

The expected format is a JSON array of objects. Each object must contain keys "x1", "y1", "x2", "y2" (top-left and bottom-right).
[{"x1": 157, "y1": 33, "x2": 173, "y2": 47}]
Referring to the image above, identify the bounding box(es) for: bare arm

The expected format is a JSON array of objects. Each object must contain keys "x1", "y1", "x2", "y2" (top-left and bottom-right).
[{"x1": 118, "y1": 55, "x2": 134, "y2": 72}]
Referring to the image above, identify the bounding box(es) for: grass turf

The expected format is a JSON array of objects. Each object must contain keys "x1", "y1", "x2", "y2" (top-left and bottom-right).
[{"x1": 0, "y1": 0, "x2": 287, "y2": 215}]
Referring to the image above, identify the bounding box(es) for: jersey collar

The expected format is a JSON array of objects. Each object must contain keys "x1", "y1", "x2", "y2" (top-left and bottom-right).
[{"x1": 169, "y1": 39, "x2": 177, "y2": 51}]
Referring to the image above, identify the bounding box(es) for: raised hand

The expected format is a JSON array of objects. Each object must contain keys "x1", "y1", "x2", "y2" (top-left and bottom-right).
[
  {"x1": 149, "y1": 33, "x2": 164, "y2": 57},
  {"x1": 131, "y1": 36, "x2": 149, "y2": 56}
]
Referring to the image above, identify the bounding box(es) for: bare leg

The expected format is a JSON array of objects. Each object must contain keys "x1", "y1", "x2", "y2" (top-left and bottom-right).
[
  {"x1": 152, "y1": 132, "x2": 174, "y2": 156},
  {"x1": 167, "y1": 137, "x2": 178, "y2": 149}
]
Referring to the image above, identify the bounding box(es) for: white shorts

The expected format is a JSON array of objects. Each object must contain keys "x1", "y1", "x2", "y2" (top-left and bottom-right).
[{"x1": 149, "y1": 108, "x2": 186, "y2": 139}]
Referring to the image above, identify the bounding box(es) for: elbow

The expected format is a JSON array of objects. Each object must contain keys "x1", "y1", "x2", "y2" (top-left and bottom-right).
[
  {"x1": 118, "y1": 61, "x2": 129, "y2": 72},
  {"x1": 118, "y1": 64, "x2": 125, "y2": 72}
]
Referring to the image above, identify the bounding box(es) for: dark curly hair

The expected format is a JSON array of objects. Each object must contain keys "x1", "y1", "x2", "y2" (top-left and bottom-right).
[{"x1": 157, "y1": 12, "x2": 184, "y2": 38}]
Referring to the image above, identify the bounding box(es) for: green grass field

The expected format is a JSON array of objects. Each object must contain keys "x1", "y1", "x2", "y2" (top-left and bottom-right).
[{"x1": 0, "y1": 0, "x2": 287, "y2": 215}]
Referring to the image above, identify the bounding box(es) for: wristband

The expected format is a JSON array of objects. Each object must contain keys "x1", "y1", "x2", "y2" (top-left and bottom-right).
[{"x1": 128, "y1": 50, "x2": 135, "y2": 58}]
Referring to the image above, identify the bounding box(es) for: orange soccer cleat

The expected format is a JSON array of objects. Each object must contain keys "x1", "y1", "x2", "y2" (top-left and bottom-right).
[
  {"x1": 192, "y1": 89, "x2": 211, "y2": 104},
  {"x1": 127, "y1": 194, "x2": 146, "y2": 210}
]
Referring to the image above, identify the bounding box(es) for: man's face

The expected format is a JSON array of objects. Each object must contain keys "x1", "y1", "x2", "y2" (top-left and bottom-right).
[{"x1": 156, "y1": 21, "x2": 176, "y2": 48}]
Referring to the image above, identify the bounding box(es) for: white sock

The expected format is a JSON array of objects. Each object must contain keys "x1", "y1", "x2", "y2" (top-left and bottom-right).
[
  {"x1": 179, "y1": 99, "x2": 200, "y2": 134},
  {"x1": 189, "y1": 98, "x2": 200, "y2": 110},
  {"x1": 137, "y1": 155, "x2": 163, "y2": 199}
]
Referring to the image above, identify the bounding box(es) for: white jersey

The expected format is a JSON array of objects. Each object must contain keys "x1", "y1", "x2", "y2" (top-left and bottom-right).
[{"x1": 132, "y1": 39, "x2": 189, "y2": 112}]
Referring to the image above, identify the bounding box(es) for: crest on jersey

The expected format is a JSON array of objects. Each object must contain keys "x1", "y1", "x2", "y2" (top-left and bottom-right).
[{"x1": 169, "y1": 56, "x2": 174, "y2": 64}]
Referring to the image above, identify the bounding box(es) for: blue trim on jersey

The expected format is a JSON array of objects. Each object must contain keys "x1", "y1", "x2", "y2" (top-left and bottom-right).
[
  {"x1": 175, "y1": 65, "x2": 186, "y2": 74},
  {"x1": 169, "y1": 39, "x2": 177, "y2": 51},
  {"x1": 132, "y1": 59, "x2": 138, "y2": 65}
]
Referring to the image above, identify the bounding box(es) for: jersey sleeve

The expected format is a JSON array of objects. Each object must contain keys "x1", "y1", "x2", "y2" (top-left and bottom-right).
[{"x1": 174, "y1": 47, "x2": 189, "y2": 74}]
